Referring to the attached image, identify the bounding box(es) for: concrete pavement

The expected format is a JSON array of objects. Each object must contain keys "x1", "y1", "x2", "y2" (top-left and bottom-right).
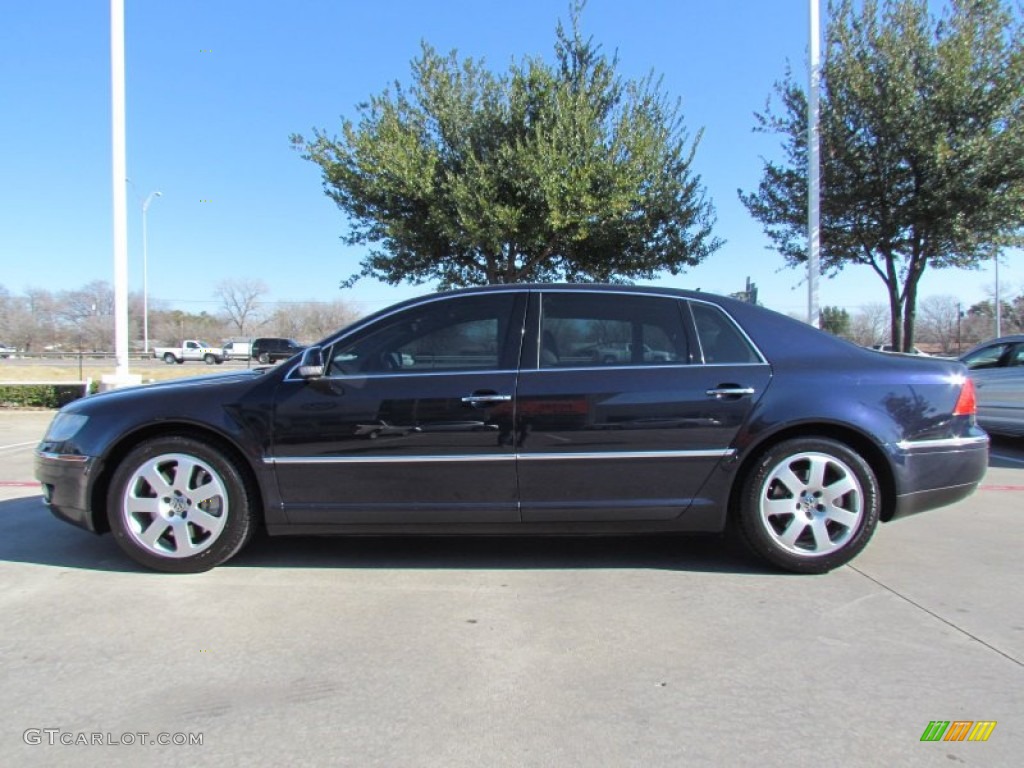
[{"x1": 1, "y1": 410, "x2": 1021, "y2": 767}]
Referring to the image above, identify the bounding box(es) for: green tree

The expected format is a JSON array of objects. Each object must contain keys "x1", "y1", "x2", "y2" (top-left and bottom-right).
[
  {"x1": 819, "y1": 305, "x2": 851, "y2": 337},
  {"x1": 293, "y1": 5, "x2": 720, "y2": 289},
  {"x1": 740, "y1": 0, "x2": 1024, "y2": 351}
]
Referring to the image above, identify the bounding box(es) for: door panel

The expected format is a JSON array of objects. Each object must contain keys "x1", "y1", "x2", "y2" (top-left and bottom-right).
[
  {"x1": 270, "y1": 292, "x2": 525, "y2": 524},
  {"x1": 515, "y1": 365, "x2": 770, "y2": 521},
  {"x1": 516, "y1": 291, "x2": 770, "y2": 522}
]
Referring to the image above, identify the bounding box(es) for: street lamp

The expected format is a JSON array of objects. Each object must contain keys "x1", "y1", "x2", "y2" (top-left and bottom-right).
[{"x1": 142, "y1": 191, "x2": 162, "y2": 354}]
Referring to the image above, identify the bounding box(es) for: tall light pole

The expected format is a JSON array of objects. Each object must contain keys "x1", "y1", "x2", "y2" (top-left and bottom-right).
[
  {"x1": 994, "y1": 250, "x2": 1001, "y2": 338},
  {"x1": 110, "y1": 0, "x2": 131, "y2": 382},
  {"x1": 142, "y1": 191, "x2": 162, "y2": 354},
  {"x1": 807, "y1": 0, "x2": 822, "y2": 328}
]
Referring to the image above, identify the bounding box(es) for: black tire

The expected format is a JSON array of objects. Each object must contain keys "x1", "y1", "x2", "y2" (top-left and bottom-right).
[
  {"x1": 204, "y1": 354, "x2": 216, "y2": 365},
  {"x1": 107, "y1": 436, "x2": 257, "y2": 573},
  {"x1": 258, "y1": 353, "x2": 270, "y2": 364},
  {"x1": 735, "y1": 437, "x2": 880, "y2": 574},
  {"x1": 163, "y1": 353, "x2": 177, "y2": 365}
]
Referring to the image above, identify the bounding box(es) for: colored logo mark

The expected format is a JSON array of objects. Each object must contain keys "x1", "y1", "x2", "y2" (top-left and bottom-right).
[{"x1": 920, "y1": 720, "x2": 997, "y2": 742}]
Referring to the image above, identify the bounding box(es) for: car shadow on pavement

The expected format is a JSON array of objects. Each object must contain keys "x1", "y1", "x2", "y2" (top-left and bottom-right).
[
  {"x1": 229, "y1": 530, "x2": 770, "y2": 574},
  {"x1": 0, "y1": 495, "x2": 771, "y2": 575},
  {"x1": 0, "y1": 495, "x2": 145, "y2": 573}
]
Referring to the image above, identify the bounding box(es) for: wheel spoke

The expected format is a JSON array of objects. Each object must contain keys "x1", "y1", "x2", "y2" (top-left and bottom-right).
[
  {"x1": 823, "y1": 475, "x2": 858, "y2": 506},
  {"x1": 823, "y1": 505, "x2": 859, "y2": 529},
  {"x1": 763, "y1": 497, "x2": 797, "y2": 519},
  {"x1": 774, "y1": 466, "x2": 806, "y2": 495},
  {"x1": 809, "y1": 518, "x2": 833, "y2": 551},
  {"x1": 126, "y1": 496, "x2": 162, "y2": 516},
  {"x1": 807, "y1": 457, "x2": 828, "y2": 491},
  {"x1": 170, "y1": 518, "x2": 196, "y2": 553},
  {"x1": 191, "y1": 478, "x2": 219, "y2": 501},
  {"x1": 171, "y1": 457, "x2": 201, "y2": 494},
  {"x1": 138, "y1": 518, "x2": 171, "y2": 549},
  {"x1": 188, "y1": 507, "x2": 223, "y2": 534},
  {"x1": 139, "y1": 465, "x2": 172, "y2": 497},
  {"x1": 778, "y1": 517, "x2": 808, "y2": 548}
]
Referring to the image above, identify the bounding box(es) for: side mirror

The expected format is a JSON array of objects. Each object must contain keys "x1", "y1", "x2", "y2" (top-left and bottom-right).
[{"x1": 297, "y1": 346, "x2": 325, "y2": 379}]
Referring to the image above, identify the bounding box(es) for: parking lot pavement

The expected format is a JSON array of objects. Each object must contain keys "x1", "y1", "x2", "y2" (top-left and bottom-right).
[{"x1": 1, "y1": 410, "x2": 1021, "y2": 767}]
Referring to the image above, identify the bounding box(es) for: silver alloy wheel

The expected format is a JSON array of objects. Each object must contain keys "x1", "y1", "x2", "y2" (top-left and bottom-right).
[
  {"x1": 121, "y1": 452, "x2": 229, "y2": 559},
  {"x1": 757, "y1": 451, "x2": 864, "y2": 557}
]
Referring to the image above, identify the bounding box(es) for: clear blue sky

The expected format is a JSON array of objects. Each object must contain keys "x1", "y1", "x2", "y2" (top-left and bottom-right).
[{"x1": 0, "y1": 0, "x2": 1016, "y2": 319}]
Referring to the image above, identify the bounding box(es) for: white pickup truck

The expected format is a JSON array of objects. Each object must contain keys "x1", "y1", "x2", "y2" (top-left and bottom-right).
[{"x1": 152, "y1": 340, "x2": 225, "y2": 365}]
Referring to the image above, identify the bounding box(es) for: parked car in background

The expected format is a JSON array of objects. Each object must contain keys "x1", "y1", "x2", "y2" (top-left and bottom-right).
[
  {"x1": 222, "y1": 340, "x2": 251, "y2": 361},
  {"x1": 577, "y1": 342, "x2": 677, "y2": 364},
  {"x1": 151, "y1": 340, "x2": 225, "y2": 365},
  {"x1": 35, "y1": 285, "x2": 988, "y2": 574},
  {"x1": 959, "y1": 335, "x2": 1024, "y2": 437},
  {"x1": 251, "y1": 337, "x2": 304, "y2": 364},
  {"x1": 869, "y1": 343, "x2": 929, "y2": 355},
  {"x1": 0, "y1": 342, "x2": 15, "y2": 358}
]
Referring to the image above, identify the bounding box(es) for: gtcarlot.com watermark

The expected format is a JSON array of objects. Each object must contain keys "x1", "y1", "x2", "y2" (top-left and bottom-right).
[{"x1": 23, "y1": 729, "x2": 203, "y2": 747}]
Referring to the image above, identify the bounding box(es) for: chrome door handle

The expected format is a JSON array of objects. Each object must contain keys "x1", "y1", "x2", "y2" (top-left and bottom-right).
[
  {"x1": 706, "y1": 387, "x2": 755, "y2": 399},
  {"x1": 461, "y1": 394, "x2": 512, "y2": 406}
]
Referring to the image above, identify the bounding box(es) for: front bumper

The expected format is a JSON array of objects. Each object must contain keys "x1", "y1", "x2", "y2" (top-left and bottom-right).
[
  {"x1": 887, "y1": 434, "x2": 990, "y2": 521},
  {"x1": 34, "y1": 450, "x2": 101, "y2": 533}
]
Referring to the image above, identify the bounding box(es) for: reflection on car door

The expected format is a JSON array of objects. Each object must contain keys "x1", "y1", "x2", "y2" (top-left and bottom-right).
[
  {"x1": 270, "y1": 292, "x2": 527, "y2": 525},
  {"x1": 515, "y1": 292, "x2": 771, "y2": 523}
]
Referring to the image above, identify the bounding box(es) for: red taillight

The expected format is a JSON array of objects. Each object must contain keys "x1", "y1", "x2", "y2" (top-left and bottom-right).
[{"x1": 953, "y1": 378, "x2": 977, "y2": 416}]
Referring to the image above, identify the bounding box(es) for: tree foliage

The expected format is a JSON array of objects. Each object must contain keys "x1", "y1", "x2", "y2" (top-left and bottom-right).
[
  {"x1": 741, "y1": 0, "x2": 1024, "y2": 350},
  {"x1": 819, "y1": 305, "x2": 851, "y2": 336},
  {"x1": 293, "y1": 5, "x2": 720, "y2": 289}
]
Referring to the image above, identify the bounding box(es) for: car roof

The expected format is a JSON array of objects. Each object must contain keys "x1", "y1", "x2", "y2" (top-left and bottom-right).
[{"x1": 324, "y1": 283, "x2": 871, "y2": 366}]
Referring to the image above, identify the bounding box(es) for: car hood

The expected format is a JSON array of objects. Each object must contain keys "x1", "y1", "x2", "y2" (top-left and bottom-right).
[{"x1": 67, "y1": 368, "x2": 269, "y2": 412}]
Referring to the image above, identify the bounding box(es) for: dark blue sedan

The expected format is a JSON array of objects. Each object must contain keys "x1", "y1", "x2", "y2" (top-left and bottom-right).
[{"x1": 35, "y1": 285, "x2": 988, "y2": 573}]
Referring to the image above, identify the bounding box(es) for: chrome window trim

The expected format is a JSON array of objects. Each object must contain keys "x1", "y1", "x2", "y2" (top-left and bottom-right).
[
  {"x1": 520, "y1": 362, "x2": 770, "y2": 374},
  {"x1": 287, "y1": 289, "x2": 528, "y2": 382},
  {"x1": 285, "y1": 286, "x2": 770, "y2": 379},
  {"x1": 286, "y1": 368, "x2": 520, "y2": 382},
  {"x1": 535, "y1": 289, "x2": 768, "y2": 369},
  {"x1": 266, "y1": 448, "x2": 734, "y2": 466},
  {"x1": 684, "y1": 298, "x2": 768, "y2": 366}
]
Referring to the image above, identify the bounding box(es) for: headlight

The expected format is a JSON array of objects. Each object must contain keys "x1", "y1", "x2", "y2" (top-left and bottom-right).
[{"x1": 43, "y1": 413, "x2": 89, "y2": 442}]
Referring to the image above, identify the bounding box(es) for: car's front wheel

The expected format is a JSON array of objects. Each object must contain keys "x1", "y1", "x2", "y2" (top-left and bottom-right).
[
  {"x1": 107, "y1": 436, "x2": 256, "y2": 572},
  {"x1": 736, "y1": 438, "x2": 880, "y2": 574}
]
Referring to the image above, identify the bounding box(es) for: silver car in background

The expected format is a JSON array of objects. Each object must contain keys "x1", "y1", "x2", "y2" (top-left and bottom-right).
[{"x1": 960, "y1": 334, "x2": 1024, "y2": 437}]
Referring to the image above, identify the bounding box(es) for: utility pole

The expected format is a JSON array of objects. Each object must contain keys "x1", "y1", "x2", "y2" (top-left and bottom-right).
[{"x1": 807, "y1": 0, "x2": 821, "y2": 328}]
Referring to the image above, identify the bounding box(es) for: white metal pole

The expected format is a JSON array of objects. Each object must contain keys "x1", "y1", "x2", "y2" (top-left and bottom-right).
[
  {"x1": 111, "y1": 0, "x2": 130, "y2": 377},
  {"x1": 994, "y1": 252, "x2": 1001, "y2": 338},
  {"x1": 808, "y1": 0, "x2": 821, "y2": 328},
  {"x1": 142, "y1": 191, "x2": 161, "y2": 354}
]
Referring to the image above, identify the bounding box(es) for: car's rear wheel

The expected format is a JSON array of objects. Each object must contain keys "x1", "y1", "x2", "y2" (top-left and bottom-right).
[
  {"x1": 736, "y1": 438, "x2": 879, "y2": 574},
  {"x1": 204, "y1": 353, "x2": 216, "y2": 365},
  {"x1": 258, "y1": 353, "x2": 270, "y2": 364},
  {"x1": 107, "y1": 437, "x2": 256, "y2": 573},
  {"x1": 163, "y1": 353, "x2": 176, "y2": 364}
]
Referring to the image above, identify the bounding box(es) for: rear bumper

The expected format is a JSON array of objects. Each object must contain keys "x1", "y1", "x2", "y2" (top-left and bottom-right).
[
  {"x1": 887, "y1": 434, "x2": 989, "y2": 521},
  {"x1": 34, "y1": 450, "x2": 100, "y2": 533}
]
